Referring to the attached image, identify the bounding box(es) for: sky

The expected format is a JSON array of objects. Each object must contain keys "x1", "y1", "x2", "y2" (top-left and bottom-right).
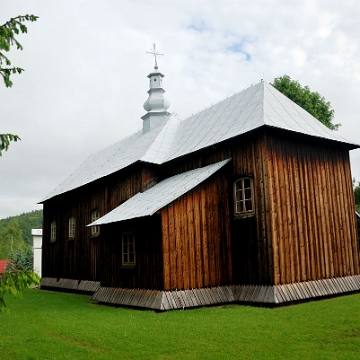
[{"x1": 1, "y1": 0, "x2": 360, "y2": 219}]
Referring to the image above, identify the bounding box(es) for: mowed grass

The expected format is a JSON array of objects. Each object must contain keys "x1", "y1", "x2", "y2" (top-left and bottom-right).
[{"x1": 1, "y1": 290, "x2": 360, "y2": 359}]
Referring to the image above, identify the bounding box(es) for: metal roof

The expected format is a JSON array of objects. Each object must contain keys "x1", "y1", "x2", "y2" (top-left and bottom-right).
[
  {"x1": 42, "y1": 81, "x2": 359, "y2": 202},
  {"x1": 87, "y1": 158, "x2": 231, "y2": 226},
  {"x1": 41, "y1": 115, "x2": 171, "y2": 202},
  {"x1": 0, "y1": 260, "x2": 9, "y2": 274},
  {"x1": 160, "y1": 81, "x2": 358, "y2": 162}
]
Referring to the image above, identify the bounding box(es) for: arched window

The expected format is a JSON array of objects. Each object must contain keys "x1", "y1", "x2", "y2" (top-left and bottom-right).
[
  {"x1": 122, "y1": 231, "x2": 136, "y2": 267},
  {"x1": 69, "y1": 216, "x2": 75, "y2": 239},
  {"x1": 234, "y1": 177, "x2": 254, "y2": 216},
  {"x1": 91, "y1": 209, "x2": 100, "y2": 236},
  {"x1": 50, "y1": 220, "x2": 56, "y2": 242}
]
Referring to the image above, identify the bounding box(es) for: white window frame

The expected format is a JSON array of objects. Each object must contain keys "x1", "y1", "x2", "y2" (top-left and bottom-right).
[
  {"x1": 69, "y1": 216, "x2": 75, "y2": 239},
  {"x1": 91, "y1": 209, "x2": 100, "y2": 236},
  {"x1": 234, "y1": 177, "x2": 255, "y2": 217},
  {"x1": 122, "y1": 231, "x2": 136, "y2": 267},
  {"x1": 50, "y1": 220, "x2": 56, "y2": 242}
]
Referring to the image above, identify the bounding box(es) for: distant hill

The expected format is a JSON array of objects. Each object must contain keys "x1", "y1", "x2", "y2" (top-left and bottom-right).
[{"x1": 0, "y1": 210, "x2": 43, "y2": 259}]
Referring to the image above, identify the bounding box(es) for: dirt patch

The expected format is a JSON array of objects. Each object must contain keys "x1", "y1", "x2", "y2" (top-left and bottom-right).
[{"x1": 48, "y1": 332, "x2": 117, "y2": 358}]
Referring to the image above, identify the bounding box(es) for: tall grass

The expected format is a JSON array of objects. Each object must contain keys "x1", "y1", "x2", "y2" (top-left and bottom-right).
[{"x1": 1, "y1": 289, "x2": 360, "y2": 359}]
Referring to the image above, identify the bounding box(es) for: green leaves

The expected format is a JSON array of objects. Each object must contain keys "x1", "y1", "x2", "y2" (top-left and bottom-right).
[
  {"x1": 0, "y1": 133, "x2": 21, "y2": 156},
  {"x1": 0, "y1": 14, "x2": 38, "y2": 87},
  {"x1": 0, "y1": 15, "x2": 39, "y2": 311},
  {"x1": 272, "y1": 75, "x2": 340, "y2": 131},
  {"x1": 354, "y1": 181, "x2": 360, "y2": 213},
  {"x1": 0, "y1": 270, "x2": 40, "y2": 313}
]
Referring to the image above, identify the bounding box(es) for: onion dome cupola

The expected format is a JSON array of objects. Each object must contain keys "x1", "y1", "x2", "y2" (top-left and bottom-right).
[{"x1": 142, "y1": 44, "x2": 170, "y2": 133}]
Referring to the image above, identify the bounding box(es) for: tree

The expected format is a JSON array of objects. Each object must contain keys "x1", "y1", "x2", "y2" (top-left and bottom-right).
[
  {"x1": 354, "y1": 180, "x2": 360, "y2": 213},
  {"x1": 0, "y1": 14, "x2": 38, "y2": 87},
  {"x1": 272, "y1": 75, "x2": 340, "y2": 131},
  {"x1": 0, "y1": 219, "x2": 26, "y2": 259},
  {"x1": 6, "y1": 246, "x2": 33, "y2": 272},
  {"x1": 0, "y1": 16, "x2": 39, "y2": 311},
  {"x1": 0, "y1": 271, "x2": 39, "y2": 313},
  {"x1": 0, "y1": 14, "x2": 38, "y2": 156},
  {"x1": 0, "y1": 134, "x2": 20, "y2": 157},
  {"x1": 1, "y1": 245, "x2": 39, "y2": 313}
]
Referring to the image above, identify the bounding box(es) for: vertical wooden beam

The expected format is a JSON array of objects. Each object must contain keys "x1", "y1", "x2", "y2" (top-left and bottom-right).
[
  {"x1": 187, "y1": 191, "x2": 196, "y2": 289},
  {"x1": 200, "y1": 186, "x2": 210, "y2": 287},
  {"x1": 269, "y1": 136, "x2": 285, "y2": 284},
  {"x1": 261, "y1": 135, "x2": 273, "y2": 284},
  {"x1": 174, "y1": 201, "x2": 184, "y2": 290},
  {"x1": 161, "y1": 210, "x2": 171, "y2": 290},
  {"x1": 193, "y1": 191, "x2": 203, "y2": 288},
  {"x1": 181, "y1": 195, "x2": 190, "y2": 290},
  {"x1": 297, "y1": 144, "x2": 312, "y2": 280},
  {"x1": 168, "y1": 204, "x2": 177, "y2": 290}
]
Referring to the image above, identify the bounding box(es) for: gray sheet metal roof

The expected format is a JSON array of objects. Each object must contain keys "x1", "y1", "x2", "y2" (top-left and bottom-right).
[
  {"x1": 42, "y1": 81, "x2": 359, "y2": 202},
  {"x1": 87, "y1": 158, "x2": 231, "y2": 226},
  {"x1": 41, "y1": 115, "x2": 171, "y2": 202},
  {"x1": 160, "y1": 81, "x2": 357, "y2": 162}
]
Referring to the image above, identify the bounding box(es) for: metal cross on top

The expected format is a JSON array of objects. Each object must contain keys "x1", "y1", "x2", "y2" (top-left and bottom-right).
[{"x1": 146, "y1": 43, "x2": 163, "y2": 70}]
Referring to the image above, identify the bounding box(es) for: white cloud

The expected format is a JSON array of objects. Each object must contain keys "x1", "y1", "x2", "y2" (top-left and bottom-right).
[{"x1": 1, "y1": 0, "x2": 360, "y2": 219}]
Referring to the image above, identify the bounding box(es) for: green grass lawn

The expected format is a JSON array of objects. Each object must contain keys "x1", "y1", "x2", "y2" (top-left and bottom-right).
[{"x1": 1, "y1": 289, "x2": 360, "y2": 359}]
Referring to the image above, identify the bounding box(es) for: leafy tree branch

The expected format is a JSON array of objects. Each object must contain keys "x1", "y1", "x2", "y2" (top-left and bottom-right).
[
  {"x1": 0, "y1": 15, "x2": 39, "y2": 312},
  {"x1": 1, "y1": 14, "x2": 37, "y2": 155},
  {"x1": 0, "y1": 133, "x2": 21, "y2": 156},
  {"x1": 0, "y1": 14, "x2": 38, "y2": 88},
  {"x1": 0, "y1": 271, "x2": 40, "y2": 313}
]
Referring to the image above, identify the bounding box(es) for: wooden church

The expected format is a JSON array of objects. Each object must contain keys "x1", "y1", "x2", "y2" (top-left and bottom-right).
[{"x1": 40, "y1": 54, "x2": 360, "y2": 310}]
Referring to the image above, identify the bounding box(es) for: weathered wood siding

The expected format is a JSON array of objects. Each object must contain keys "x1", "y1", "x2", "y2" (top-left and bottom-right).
[
  {"x1": 265, "y1": 133, "x2": 360, "y2": 285},
  {"x1": 42, "y1": 127, "x2": 359, "y2": 296},
  {"x1": 42, "y1": 164, "x2": 145, "y2": 281},
  {"x1": 231, "y1": 135, "x2": 273, "y2": 285},
  {"x1": 99, "y1": 216, "x2": 163, "y2": 289},
  {"x1": 161, "y1": 171, "x2": 232, "y2": 291},
  {"x1": 163, "y1": 135, "x2": 273, "y2": 286}
]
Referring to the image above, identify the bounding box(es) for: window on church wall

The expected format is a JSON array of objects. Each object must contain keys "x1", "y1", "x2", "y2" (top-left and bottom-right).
[
  {"x1": 69, "y1": 216, "x2": 75, "y2": 239},
  {"x1": 122, "y1": 232, "x2": 136, "y2": 267},
  {"x1": 234, "y1": 177, "x2": 255, "y2": 217},
  {"x1": 91, "y1": 209, "x2": 100, "y2": 237},
  {"x1": 50, "y1": 220, "x2": 56, "y2": 242}
]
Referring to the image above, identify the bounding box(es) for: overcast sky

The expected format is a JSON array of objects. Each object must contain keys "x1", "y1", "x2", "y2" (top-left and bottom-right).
[{"x1": 1, "y1": 0, "x2": 360, "y2": 219}]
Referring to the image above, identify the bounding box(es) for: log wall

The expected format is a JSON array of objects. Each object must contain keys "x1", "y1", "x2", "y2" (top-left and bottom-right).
[
  {"x1": 99, "y1": 216, "x2": 163, "y2": 289},
  {"x1": 42, "y1": 128, "x2": 360, "y2": 296},
  {"x1": 265, "y1": 134, "x2": 360, "y2": 285},
  {"x1": 231, "y1": 135, "x2": 273, "y2": 285},
  {"x1": 161, "y1": 171, "x2": 232, "y2": 291},
  {"x1": 42, "y1": 164, "x2": 145, "y2": 281}
]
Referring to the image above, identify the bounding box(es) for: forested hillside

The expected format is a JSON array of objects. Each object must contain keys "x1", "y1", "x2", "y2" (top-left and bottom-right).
[{"x1": 0, "y1": 210, "x2": 42, "y2": 260}]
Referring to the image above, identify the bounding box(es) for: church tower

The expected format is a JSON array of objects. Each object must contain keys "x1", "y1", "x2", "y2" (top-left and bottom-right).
[{"x1": 142, "y1": 44, "x2": 170, "y2": 133}]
